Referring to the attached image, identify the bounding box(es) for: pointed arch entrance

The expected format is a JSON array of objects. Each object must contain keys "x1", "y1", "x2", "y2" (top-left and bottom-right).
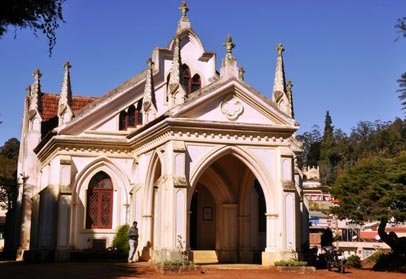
[{"x1": 189, "y1": 151, "x2": 269, "y2": 264}]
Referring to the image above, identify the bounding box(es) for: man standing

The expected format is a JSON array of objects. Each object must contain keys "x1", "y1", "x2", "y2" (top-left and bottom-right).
[{"x1": 128, "y1": 221, "x2": 139, "y2": 263}]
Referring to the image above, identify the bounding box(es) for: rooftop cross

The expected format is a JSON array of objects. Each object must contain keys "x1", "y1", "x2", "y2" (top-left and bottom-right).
[
  {"x1": 64, "y1": 61, "x2": 72, "y2": 70},
  {"x1": 180, "y1": 1, "x2": 189, "y2": 17},
  {"x1": 33, "y1": 68, "x2": 42, "y2": 81},
  {"x1": 277, "y1": 43, "x2": 285, "y2": 56},
  {"x1": 224, "y1": 34, "x2": 235, "y2": 54}
]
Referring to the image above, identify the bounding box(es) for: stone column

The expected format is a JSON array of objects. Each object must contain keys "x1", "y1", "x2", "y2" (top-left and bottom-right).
[
  {"x1": 265, "y1": 213, "x2": 278, "y2": 252},
  {"x1": 220, "y1": 203, "x2": 238, "y2": 262},
  {"x1": 16, "y1": 176, "x2": 32, "y2": 261},
  {"x1": 284, "y1": 192, "x2": 296, "y2": 251}
]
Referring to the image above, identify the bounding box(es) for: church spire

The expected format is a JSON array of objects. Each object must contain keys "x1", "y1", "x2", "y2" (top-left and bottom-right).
[
  {"x1": 220, "y1": 35, "x2": 239, "y2": 79},
  {"x1": 60, "y1": 61, "x2": 72, "y2": 105},
  {"x1": 58, "y1": 61, "x2": 74, "y2": 125},
  {"x1": 272, "y1": 43, "x2": 286, "y2": 96},
  {"x1": 168, "y1": 36, "x2": 187, "y2": 105},
  {"x1": 142, "y1": 58, "x2": 157, "y2": 122},
  {"x1": 177, "y1": 1, "x2": 191, "y2": 33},
  {"x1": 29, "y1": 69, "x2": 42, "y2": 113},
  {"x1": 169, "y1": 36, "x2": 181, "y2": 93}
]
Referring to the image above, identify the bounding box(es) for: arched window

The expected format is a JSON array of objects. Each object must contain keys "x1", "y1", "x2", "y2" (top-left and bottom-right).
[
  {"x1": 119, "y1": 111, "x2": 127, "y2": 130},
  {"x1": 119, "y1": 103, "x2": 142, "y2": 131},
  {"x1": 181, "y1": 64, "x2": 191, "y2": 93},
  {"x1": 86, "y1": 171, "x2": 113, "y2": 229},
  {"x1": 191, "y1": 74, "x2": 201, "y2": 93},
  {"x1": 127, "y1": 105, "x2": 136, "y2": 127}
]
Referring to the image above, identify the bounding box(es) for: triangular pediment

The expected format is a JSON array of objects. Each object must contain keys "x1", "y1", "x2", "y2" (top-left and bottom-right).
[{"x1": 171, "y1": 78, "x2": 297, "y2": 128}]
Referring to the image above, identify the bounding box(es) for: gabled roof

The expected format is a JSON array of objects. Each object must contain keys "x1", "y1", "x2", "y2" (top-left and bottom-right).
[
  {"x1": 38, "y1": 93, "x2": 97, "y2": 138},
  {"x1": 39, "y1": 93, "x2": 97, "y2": 121},
  {"x1": 170, "y1": 77, "x2": 298, "y2": 127}
]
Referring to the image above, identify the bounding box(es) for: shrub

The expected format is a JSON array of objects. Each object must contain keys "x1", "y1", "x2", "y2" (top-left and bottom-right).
[
  {"x1": 274, "y1": 259, "x2": 308, "y2": 266},
  {"x1": 373, "y1": 252, "x2": 406, "y2": 273},
  {"x1": 365, "y1": 249, "x2": 385, "y2": 264},
  {"x1": 112, "y1": 224, "x2": 130, "y2": 253},
  {"x1": 345, "y1": 255, "x2": 361, "y2": 268}
]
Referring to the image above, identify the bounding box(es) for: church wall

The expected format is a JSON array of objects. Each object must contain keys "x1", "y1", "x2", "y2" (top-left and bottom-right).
[{"x1": 67, "y1": 155, "x2": 132, "y2": 250}]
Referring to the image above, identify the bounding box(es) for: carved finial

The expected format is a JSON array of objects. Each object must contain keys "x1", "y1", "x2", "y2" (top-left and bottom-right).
[
  {"x1": 224, "y1": 34, "x2": 235, "y2": 54},
  {"x1": 239, "y1": 67, "x2": 245, "y2": 81},
  {"x1": 277, "y1": 43, "x2": 284, "y2": 56},
  {"x1": 180, "y1": 1, "x2": 189, "y2": 17}
]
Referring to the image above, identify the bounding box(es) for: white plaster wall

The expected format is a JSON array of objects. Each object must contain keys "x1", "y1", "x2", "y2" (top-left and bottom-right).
[
  {"x1": 93, "y1": 115, "x2": 119, "y2": 131},
  {"x1": 186, "y1": 143, "x2": 217, "y2": 176},
  {"x1": 70, "y1": 156, "x2": 132, "y2": 249},
  {"x1": 185, "y1": 96, "x2": 273, "y2": 125}
]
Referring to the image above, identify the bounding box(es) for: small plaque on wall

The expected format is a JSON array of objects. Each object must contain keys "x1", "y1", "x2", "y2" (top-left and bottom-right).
[{"x1": 203, "y1": 206, "x2": 213, "y2": 221}]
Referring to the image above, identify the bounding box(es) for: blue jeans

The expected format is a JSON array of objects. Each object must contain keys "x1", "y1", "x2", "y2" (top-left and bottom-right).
[{"x1": 128, "y1": 239, "x2": 138, "y2": 262}]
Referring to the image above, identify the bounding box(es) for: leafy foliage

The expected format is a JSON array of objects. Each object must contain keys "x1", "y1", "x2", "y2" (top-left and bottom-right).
[
  {"x1": 299, "y1": 118, "x2": 406, "y2": 186},
  {"x1": 373, "y1": 252, "x2": 406, "y2": 273},
  {"x1": 112, "y1": 224, "x2": 130, "y2": 253},
  {"x1": 319, "y1": 111, "x2": 341, "y2": 186},
  {"x1": 0, "y1": 0, "x2": 65, "y2": 55},
  {"x1": 331, "y1": 152, "x2": 406, "y2": 223},
  {"x1": 0, "y1": 138, "x2": 20, "y2": 210},
  {"x1": 297, "y1": 125, "x2": 321, "y2": 168},
  {"x1": 395, "y1": 17, "x2": 406, "y2": 112},
  {"x1": 345, "y1": 255, "x2": 361, "y2": 268},
  {"x1": 398, "y1": 73, "x2": 406, "y2": 113},
  {"x1": 395, "y1": 17, "x2": 406, "y2": 41},
  {"x1": 274, "y1": 259, "x2": 308, "y2": 266}
]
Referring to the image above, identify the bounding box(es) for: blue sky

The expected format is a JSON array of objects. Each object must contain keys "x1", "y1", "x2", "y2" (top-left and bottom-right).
[{"x1": 1, "y1": 0, "x2": 405, "y2": 145}]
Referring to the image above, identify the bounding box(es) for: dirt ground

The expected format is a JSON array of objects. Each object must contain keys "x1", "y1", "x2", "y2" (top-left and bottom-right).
[{"x1": 0, "y1": 261, "x2": 404, "y2": 279}]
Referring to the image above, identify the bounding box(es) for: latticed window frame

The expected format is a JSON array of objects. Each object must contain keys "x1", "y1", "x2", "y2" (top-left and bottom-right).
[{"x1": 86, "y1": 172, "x2": 114, "y2": 229}]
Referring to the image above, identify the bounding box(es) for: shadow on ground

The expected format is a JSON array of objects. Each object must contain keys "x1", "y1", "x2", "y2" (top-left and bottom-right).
[{"x1": 0, "y1": 260, "x2": 147, "y2": 279}]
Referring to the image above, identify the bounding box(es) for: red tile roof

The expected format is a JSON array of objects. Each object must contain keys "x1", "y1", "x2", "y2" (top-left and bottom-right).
[{"x1": 39, "y1": 93, "x2": 97, "y2": 121}]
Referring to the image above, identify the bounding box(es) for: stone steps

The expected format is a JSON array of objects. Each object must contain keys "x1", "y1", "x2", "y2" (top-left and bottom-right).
[{"x1": 191, "y1": 250, "x2": 219, "y2": 264}]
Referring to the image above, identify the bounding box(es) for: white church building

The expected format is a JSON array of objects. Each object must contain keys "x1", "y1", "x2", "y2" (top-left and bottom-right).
[{"x1": 16, "y1": 2, "x2": 308, "y2": 265}]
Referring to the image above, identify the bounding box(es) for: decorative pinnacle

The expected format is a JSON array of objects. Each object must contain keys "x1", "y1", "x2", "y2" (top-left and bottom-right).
[
  {"x1": 147, "y1": 58, "x2": 154, "y2": 70},
  {"x1": 277, "y1": 43, "x2": 285, "y2": 56},
  {"x1": 224, "y1": 34, "x2": 235, "y2": 54},
  {"x1": 239, "y1": 67, "x2": 245, "y2": 81},
  {"x1": 180, "y1": 1, "x2": 189, "y2": 17}
]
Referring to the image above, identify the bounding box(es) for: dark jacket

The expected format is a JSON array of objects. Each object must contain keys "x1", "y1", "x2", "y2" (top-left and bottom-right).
[{"x1": 128, "y1": 226, "x2": 139, "y2": 241}]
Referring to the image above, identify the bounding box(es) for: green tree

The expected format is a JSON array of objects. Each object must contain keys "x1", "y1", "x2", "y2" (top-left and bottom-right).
[
  {"x1": 0, "y1": 0, "x2": 65, "y2": 55},
  {"x1": 395, "y1": 17, "x2": 406, "y2": 112},
  {"x1": 331, "y1": 152, "x2": 406, "y2": 253},
  {"x1": 0, "y1": 138, "x2": 20, "y2": 210},
  {"x1": 297, "y1": 125, "x2": 321, "y2": 168},
  {"x1": 319, "y1": 111, "x2": 341, "y2": 186},
  {"x1": 398, "y1": 73, "x2": 406, "y2": 113}
]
